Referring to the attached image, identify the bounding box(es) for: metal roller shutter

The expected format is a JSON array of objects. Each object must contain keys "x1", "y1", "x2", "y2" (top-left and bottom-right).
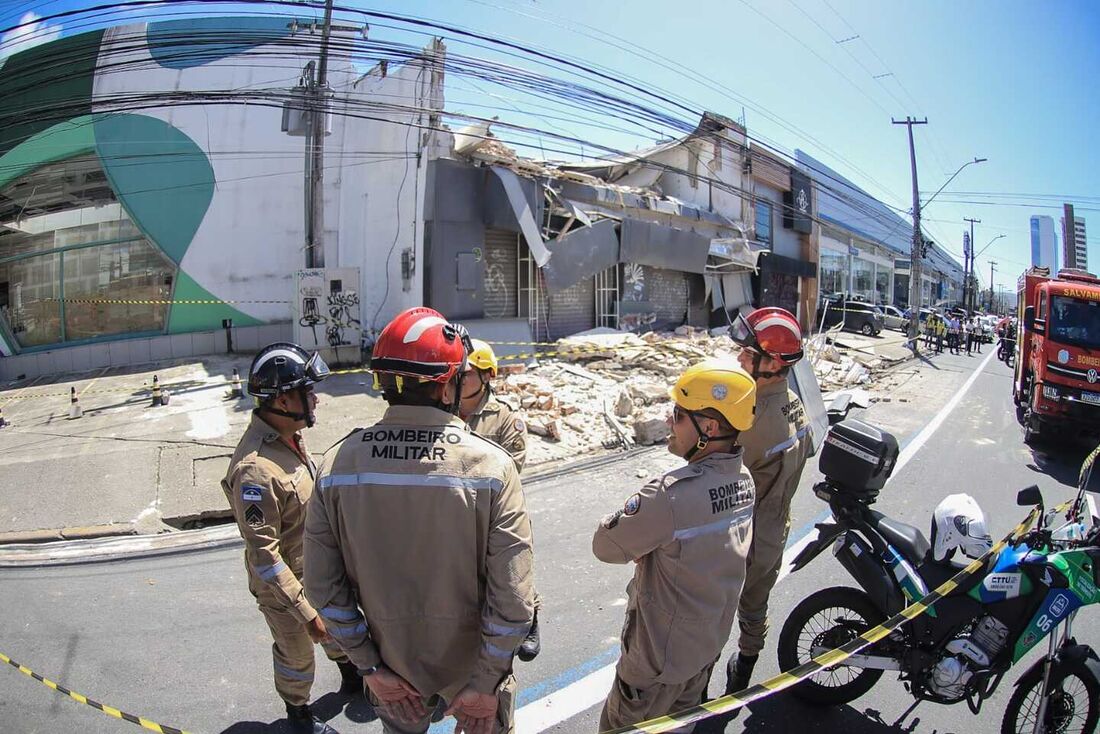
[
  {"x1": 548, "y1": 277, "x2": 595, "y2": 339},
  {"x1": 482, "y1": 228, "x2": 519, "y2": 319}
]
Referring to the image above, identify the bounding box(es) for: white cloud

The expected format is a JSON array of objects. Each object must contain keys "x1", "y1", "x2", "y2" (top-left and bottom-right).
[{"x1": 0, "y1": 12, "x2": 64, "y2": 62}]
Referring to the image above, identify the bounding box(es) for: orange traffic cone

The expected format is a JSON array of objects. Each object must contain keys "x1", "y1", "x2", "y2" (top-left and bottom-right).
[
  {"x1": 227, "y1": 368, "x2": 244, "y2": 400},
  {"x1": 150, "y1": 375, "x2": 169, "y2": 407}
]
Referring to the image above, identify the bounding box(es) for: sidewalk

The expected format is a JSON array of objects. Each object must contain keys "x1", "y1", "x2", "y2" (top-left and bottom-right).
[
  {"x1": 0, "y1": 355, "x2": 390, "y2": 542},
  {"x1": 0, "y1": 351, "x2": 636, "y2": 543}
]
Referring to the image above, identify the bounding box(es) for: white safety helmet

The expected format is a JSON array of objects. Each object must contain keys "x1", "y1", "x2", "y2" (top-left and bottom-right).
[{"x1": 930, "y1": 494, "x2": 992, "y2": 566}]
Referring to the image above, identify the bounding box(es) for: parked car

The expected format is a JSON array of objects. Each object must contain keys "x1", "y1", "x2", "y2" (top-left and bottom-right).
[
  {"x1": 818, "y1": 298, "x2": 884, "y2": 336},
  {"x1": 878, "y1": 304, "x2": 907, "y2": 331}
]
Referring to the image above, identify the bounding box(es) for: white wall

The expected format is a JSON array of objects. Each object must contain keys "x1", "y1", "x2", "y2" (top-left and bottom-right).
[{"x1": 92, "y1": 24, "x2": 441, "y2": 332}]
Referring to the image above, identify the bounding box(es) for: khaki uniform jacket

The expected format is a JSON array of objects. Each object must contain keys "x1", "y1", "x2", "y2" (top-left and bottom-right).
[
  {"x1": 739, "y1": 381, "x2": 812, "y2": 510},
  {"x1": 468, "y1": 397, "x2": 528, "y2": 472},
  {"x1": 221, "y1": 413, "x2": 318, "y2": 624},
  {"x1": 592, "y1": 451, "x2": 755, "y2": 687},
  {"x1": 303, "y1": 405, "x2": 536, "y2": 698}
]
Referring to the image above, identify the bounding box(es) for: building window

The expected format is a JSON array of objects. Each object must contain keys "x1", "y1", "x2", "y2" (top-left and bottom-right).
[
  {"x1": 819, "y1": 250, "x2": 848, "y2": 297},
  {"x1": 0, "y1": 155, "x2": 176, "y2": 348},
  {"x1": 852, "y1": 257, "x2": 874, "y2": 301},
  {"x1": 875, "y1": 267, "x2": 891, "y2": 306},
  {"x1": 755, "y1": 200, "x2": 773, "y2": 246}
]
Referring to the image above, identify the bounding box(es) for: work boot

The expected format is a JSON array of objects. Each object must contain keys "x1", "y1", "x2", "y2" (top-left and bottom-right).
[
  {"x1": 517, "y1": 610, "x2": 541, "y2": 662},
  {"x1": 695, "y1": 654, "x2": 759, "y2": 734},
  {"x1": 286, "y1": 703, "x2": 340, "y2": 734},
  {"x1": 337, "y1": 660, "x2": 363, "y2": 696}
]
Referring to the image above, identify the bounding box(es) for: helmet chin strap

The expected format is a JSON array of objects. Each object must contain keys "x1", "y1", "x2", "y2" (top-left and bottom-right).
[
  {"x1": 684, "y1": 411, "x2": 739, "y2": 460},
  {"x1": 262, "y1": 387, "x2": 315, "y2": 427},
  {"x1": 749, "y1": 350, "x2": 786, "y2": 380}
]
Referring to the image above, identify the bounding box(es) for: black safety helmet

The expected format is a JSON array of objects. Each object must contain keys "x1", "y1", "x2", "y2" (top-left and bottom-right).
[{"x1": 248, "y1": 342, "x2": 330, "y2": 427}]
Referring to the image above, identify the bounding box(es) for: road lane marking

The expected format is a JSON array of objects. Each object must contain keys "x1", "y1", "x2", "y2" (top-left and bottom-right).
[{"x1": 512, "y1": 351, "x2": 998, "y2": 732}]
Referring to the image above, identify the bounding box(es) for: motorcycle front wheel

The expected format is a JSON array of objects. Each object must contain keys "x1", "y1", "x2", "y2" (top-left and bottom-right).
[
  {"x1": 1001, "y1": 659, "x2": 1099, "y2": 734},
  {"x1": 776, "y1": 586, "x2": 886, "y2": 705}
]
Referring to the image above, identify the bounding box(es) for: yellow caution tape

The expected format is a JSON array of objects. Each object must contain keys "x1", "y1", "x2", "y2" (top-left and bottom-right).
[
  {"x1": 42, "y1": 298, "x2": 289, "y2": 305},
  {"x1": 0, "y1": 650, "x2": 191, "y2": 733},
  {"x1": 603, "y1": 503, "x2": 1052, "y2": 733}
]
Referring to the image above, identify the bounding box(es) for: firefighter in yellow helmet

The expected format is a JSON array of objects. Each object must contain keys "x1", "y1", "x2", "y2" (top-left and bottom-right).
[
  {"x1": 458, "y1": 338, "x2": 540, "y2": 661},
  {"x1": 593, "y1": 358, "x2": 757, "y2": 730},
  {"x1": 459, "y1": 339, "x2": 528, "y2": 471}
]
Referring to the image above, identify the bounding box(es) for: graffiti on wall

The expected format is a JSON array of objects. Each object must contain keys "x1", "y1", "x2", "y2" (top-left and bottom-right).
[
  {"x1": 620, "y1": 311, "x2": 657, "y2": 332},
  {"x1": 293, "y1": 268, "x2": 362, "y2": 359},
  {"x1": 483, "y1": 245, "x2": 511, "y2": 318},
  {"x1": 623, "y1": 263, "x2": 646, "y2": 301}
]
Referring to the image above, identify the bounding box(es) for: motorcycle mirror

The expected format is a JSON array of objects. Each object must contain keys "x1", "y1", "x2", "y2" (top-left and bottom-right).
[{"x1": 1017, "y1": 485, "x2": 1043, "y2": 508}]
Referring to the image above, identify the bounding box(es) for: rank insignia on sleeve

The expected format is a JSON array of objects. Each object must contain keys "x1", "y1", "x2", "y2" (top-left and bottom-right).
[
  {"x1": 624, "y1": 493, "x2": 641, "y2": 516},
  {"x1": 244, "y1": 504, "x2": 264, "y2": 528},
  {"x1": 242, "y1": 485, "x2": 263, "y2": 503}
]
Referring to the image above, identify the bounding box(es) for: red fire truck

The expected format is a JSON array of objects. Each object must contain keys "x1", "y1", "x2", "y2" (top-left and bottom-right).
[{"x1": 1014, "y1": 266, "x2": 1100, "y2": 444}]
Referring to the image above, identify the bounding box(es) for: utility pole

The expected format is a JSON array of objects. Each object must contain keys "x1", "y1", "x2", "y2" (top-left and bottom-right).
[
  {"x1": 305, "y1": 0, "x2": 334, "y2": 269},
  {"x1": 988, "y1": 260, "x2": 997, "y2": 311},
  {"x1": 893, "y1": 116, "x2": 928, "y2": 351},
  {"x1": 964, "y1": 217, "x2": 981, "y2": 311}
]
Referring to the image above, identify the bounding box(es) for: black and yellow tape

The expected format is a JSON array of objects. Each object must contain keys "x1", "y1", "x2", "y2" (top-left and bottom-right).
[
  {"x1": 603, "y1": 504, "x2": 1048, "y2": 734},
  {"x1": 42, "y1": 297, "x2": 289, "y2": 305},
  {"x1": 0, "y1": 650, "x2": 190, "y2": 734}
]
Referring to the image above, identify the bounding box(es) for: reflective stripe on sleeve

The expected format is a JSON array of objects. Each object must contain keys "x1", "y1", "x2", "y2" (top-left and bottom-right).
[
  {"x1": 255, "y1": 560, "x2": 288, "y2": 582},
  {"x1": 482, "y1": 620, "x2": 528, "y2": 636},
  {"x1": 764, "y1": 425, "x2": 810, "y2": 457},
  {"x1": 320, "y1": 606, "x2": 363, "y2": 623},
  {"x1": 673, "y1": 507, "x2": 753, "y2": 541}
]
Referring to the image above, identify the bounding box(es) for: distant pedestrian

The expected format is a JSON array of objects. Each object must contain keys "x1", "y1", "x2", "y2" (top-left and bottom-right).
[
  {"x1": 963, "y1": 319, "x2": 974, "y2": 356},
  {"x1": 973, "y1": 318, "x2": 983, "y2": 354},
  {"x1": 935, "y1": 316, "x2": 945, "y2": 353}
]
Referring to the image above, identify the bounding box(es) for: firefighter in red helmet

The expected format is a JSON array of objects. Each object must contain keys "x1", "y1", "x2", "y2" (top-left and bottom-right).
[
  {"x1": 304, "y1": 308, "x2": 536, "y2": 734},
  {"x1": 701, "y1": 307, "x2": 813, "y2": 731}
]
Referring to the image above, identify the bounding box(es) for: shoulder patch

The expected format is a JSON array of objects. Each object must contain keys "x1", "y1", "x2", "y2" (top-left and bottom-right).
[
  {"x1": 623, "y1": 493, "x2": 641, "y2": 516},
  {"x1": 602, "y1": 509, "x2": 624, "y2": 529},
  {"x1": 513, "y1": 417, "x2": 525, "y2": 433},
  {"x1": 241, "y1": 485, "x2": 263, "y2": 503}
]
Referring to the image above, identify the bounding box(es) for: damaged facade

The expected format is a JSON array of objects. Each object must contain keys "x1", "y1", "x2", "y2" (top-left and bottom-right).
[{"x1": 0, "y1": 14, "x2": 962, "y2": 380}]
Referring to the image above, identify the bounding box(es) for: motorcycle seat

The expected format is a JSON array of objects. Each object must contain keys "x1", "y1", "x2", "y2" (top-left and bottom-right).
[{"x1": 869, "y1": 510, "x2": 931, "y2": 565}]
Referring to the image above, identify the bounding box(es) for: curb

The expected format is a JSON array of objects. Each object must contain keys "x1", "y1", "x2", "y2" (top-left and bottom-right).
[
  {"x1": 0, "y1": 447, "x2": 665, "y2": 568},
  {"x1": 0, "y1": 524, "x2": 242, "y2": 568}
]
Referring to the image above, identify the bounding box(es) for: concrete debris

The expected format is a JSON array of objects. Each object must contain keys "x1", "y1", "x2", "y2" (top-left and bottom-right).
[{"x1": 492, "y1": 327, "x2": 901, "y2": 465}]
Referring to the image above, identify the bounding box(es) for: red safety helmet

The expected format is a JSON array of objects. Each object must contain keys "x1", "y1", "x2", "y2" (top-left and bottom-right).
[
  {"x1": 370, "y1": 307, "x2": 471, "y2": 383},
  {"x1": 729, "y1": 307, "x2": 804, "y2": 366}
]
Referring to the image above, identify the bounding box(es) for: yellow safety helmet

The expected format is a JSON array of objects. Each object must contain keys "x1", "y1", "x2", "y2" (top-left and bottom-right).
[
  {"x1": 668, "y1": 358, "x2": 756, "y2": 431},
  {"x1": 466, "y1": 338, "x2": 499, "y2": 377}
]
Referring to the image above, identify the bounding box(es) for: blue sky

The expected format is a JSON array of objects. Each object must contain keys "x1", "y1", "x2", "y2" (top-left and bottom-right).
[{"x1": 4, "y1": 0, "x2": 1098, "y2": 295}]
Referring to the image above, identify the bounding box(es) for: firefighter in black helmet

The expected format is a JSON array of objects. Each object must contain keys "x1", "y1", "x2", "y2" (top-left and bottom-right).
[{"x1": 222, "y1": 342, "x2": 355, "y2": 734}]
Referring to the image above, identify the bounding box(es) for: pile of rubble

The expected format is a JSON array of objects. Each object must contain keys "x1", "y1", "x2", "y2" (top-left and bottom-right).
[{"x1": 493, "y1": 326, "x2": 900, "y2": 466}]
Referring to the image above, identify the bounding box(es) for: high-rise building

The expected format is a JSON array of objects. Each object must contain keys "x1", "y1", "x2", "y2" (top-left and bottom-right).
[
  {"x1": 1060, "y1": 216, "x2": 1088, "y2": 270},
  {"x1": 1031, "y1": 215, "x2": 1058, "y2": 269}
]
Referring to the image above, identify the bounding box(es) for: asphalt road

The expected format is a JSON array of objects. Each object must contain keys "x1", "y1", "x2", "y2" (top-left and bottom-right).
[{"x1": 0, "y1": 347, "x2": 1095, "y2": 734}]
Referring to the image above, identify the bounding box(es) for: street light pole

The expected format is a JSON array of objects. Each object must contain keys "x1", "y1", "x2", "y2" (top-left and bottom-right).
[
  {"x1": 893, "y1": 116, "x2": 927, "y2": 350},
  {"x1": 988, "y1": 260, "x2": 997, "y2": 311},
  {"x1": 964, "y1": 217, "x2": 981, "y2": 311}
]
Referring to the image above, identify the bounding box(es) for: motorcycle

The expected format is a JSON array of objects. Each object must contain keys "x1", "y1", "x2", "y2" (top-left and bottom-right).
[
  {"x1": 779, "y1": 420, "x2": 1100, "y2": 733},
  {"x1": 998, "y1": 334, "x2": 1016, "y2": 367}
]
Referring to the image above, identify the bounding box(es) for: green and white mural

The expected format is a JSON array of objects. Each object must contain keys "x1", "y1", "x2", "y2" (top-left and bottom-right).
[{"x1": 0, "y1": 16, "x2": 433, "y2": 359}]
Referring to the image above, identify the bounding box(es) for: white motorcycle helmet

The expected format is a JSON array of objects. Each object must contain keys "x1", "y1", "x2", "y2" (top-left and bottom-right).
[{"x1": 930, "y1": 494, "x2": 993, "y2": 566}]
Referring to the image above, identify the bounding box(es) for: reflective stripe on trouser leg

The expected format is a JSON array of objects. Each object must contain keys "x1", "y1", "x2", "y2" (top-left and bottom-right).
[
  {"x1": 600, "y1": 664, "x2": 714, "y2": 733},
  {"x1": 259, "y1": 603, "x2": 315, "y2": 706},
  {"x1": 737, "y1": 510, "x2": 793, "y2": 657},
  {"x1": 320, "y1": 636, "x2": 349, "y2": 664}
]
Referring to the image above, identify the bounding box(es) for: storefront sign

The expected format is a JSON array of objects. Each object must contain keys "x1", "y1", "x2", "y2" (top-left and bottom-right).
[{"x1": 785, "y1": 170, "x2": 814, "y2": 234}]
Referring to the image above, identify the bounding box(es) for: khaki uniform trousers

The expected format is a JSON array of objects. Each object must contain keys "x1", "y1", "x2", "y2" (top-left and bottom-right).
[
  {"x1": 259, "y1": 601, "x2": 348, "y2": 706},
  {"x1": 599, "y1": 664, "x2": 713, "y2": 733},
  {"x1": 736, "y1": 475, "x2": 800, "y2": 658},
  {"x1": 369, "y1": 674, "x2": 518, "y2": 734}
]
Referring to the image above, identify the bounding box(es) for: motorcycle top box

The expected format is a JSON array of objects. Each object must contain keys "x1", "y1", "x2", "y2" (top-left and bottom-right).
[{"x1": 819, "y1": 419, "x2": 899, "y2": 502}]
